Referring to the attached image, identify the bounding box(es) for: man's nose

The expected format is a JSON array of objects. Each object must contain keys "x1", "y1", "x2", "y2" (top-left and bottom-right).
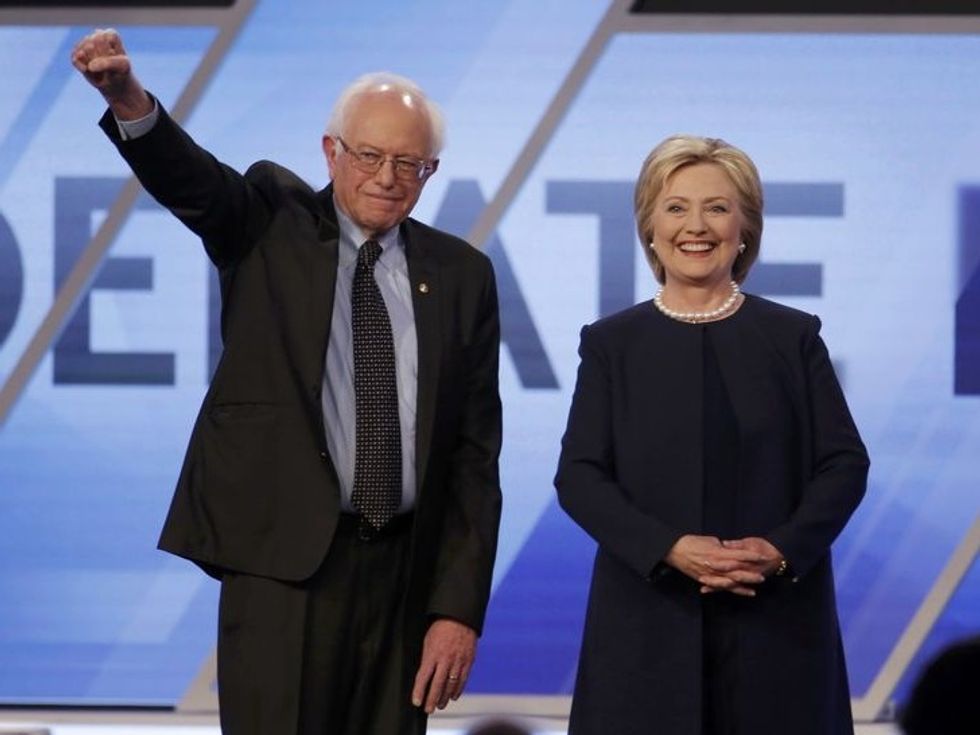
[{"x1": 375, "y1": 159, "x2": 397, "y2": 187}]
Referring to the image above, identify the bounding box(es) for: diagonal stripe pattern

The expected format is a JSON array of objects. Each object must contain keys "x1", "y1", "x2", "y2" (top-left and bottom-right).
[{"x1": 351, "y1": 239, "x2": 401, "y2": 529}]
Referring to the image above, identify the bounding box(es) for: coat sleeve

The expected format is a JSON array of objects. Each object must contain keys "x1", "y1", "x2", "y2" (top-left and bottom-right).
[
  {"x1": 98, "y1": 98, "x2": 273, "y2": 270},
  {"x1": 425, "y1": 259, "x2": 503, "y2": 634},
  {"x1": 765, "y1": 316, "x2": 870, "y2": 578},
  {"x1": 555, "y1": 325, "x2": 683, "y2": 581}
]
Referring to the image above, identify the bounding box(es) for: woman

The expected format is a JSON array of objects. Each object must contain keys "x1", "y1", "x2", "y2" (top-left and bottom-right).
[{"x1": 555, "y1": 135, "x2": 869, "y2": 735}]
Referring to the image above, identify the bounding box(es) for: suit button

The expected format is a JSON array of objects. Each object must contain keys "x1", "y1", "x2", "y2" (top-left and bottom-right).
[{"x1": 319, "y1": 451, "x2": 328, "y2": 462}]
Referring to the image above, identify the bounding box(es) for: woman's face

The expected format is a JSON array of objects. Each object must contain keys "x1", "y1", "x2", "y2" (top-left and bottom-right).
[{"x1": 649, "y1": 162, "x2": 745, "y2": 290}]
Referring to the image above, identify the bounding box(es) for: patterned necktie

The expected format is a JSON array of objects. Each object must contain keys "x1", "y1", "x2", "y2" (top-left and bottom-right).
[{"x1": 351, "y1": 239, "x2": 402, "y2": 529}]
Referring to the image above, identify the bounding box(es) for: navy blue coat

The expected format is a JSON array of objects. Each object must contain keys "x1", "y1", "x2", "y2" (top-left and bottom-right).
[{"x1": 555, "y1": 295, "x2": 869, "y2": 735}]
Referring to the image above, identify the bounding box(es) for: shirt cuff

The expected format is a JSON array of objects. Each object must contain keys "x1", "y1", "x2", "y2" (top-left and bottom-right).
[{"x1": 115, "y1": 100, "x2": 160, "y2": 141}]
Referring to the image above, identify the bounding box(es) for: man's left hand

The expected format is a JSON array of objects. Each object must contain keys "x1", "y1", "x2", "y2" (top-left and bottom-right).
[{"x1": 411, "y1": 618, "x2": 477, "y2": 714}]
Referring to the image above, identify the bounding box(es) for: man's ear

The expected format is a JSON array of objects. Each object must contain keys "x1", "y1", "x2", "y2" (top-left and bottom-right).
[{"x1": 323, "y1": 135, "x2": 337, "y2": 178}]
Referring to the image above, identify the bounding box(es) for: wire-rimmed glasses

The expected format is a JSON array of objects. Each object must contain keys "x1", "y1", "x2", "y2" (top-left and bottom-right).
[{"x1": 336, "y1": 136, "x2": 435, "y2": 181}]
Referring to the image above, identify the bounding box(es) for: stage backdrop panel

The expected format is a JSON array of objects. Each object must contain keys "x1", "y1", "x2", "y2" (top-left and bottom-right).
[{"x1": 0, "y1": 0, "x2": 977, "y2": 714}]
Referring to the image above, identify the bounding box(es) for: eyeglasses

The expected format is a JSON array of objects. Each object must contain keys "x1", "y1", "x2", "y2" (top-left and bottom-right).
[{"x1": 335, "y1": 136, "x2": 435, "y2": 181}]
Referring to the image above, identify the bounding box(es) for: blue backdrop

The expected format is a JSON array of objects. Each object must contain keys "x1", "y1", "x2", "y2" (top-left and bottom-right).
[{"x1": 0, "y1": 0, "x2": 977, "y2": 711}]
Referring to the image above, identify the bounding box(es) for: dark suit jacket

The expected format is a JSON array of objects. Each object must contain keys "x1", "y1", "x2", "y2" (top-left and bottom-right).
[
  {"x1": 555, "y1": 295, "x2": 869, "y2": 735},
  {"x1": 100, "y1": 105, "x2": 502, "y2": 642}
]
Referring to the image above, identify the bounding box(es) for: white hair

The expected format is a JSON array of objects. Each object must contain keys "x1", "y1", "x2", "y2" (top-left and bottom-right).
[{"x1": 326, "y1": 72, "x2": 445, "y2": 157}]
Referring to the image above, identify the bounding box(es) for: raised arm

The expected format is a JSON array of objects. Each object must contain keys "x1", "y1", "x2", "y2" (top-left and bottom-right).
[{"x1": 71, "y1": 28, "x2": 281, "y2": 268}]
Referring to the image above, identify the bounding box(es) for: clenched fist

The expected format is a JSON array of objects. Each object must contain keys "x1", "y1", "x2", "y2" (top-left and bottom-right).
[{"x1": 71, "y1": 28, "x2": 152, "y2": 120}]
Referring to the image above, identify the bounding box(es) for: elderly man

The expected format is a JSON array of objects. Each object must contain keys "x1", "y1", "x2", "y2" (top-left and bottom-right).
[{"x1": 72, "y1": 29, "x2": 502, "y2": 735}]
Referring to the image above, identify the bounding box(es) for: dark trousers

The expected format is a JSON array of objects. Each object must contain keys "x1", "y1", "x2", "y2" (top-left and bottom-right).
[{"x1": 217, "y1": 514, "x2": 425, "y2": 735}]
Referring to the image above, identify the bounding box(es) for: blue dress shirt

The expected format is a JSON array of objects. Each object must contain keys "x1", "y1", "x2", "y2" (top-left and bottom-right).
[{"x1": 322, "y1": 205, "x2": 418, "y2": 512}]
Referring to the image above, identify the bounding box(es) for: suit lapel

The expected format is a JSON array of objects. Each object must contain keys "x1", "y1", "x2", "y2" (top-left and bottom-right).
[
  {"x1": 307, "y1": 187, "x2": 340, "y2": 393},
  {"x1": 403, "y1": 221, "x2": 441, "y2": 490}
]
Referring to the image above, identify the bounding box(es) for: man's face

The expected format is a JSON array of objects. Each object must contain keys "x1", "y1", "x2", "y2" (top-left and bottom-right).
[{"x1": 323, "y1": 91, "x2": 437, "y2": 238}]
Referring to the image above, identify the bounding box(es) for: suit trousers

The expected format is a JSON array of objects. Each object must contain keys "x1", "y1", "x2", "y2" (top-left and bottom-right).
[{"x1": 217, "y1": 513, "x2": 425, "y2": 735}]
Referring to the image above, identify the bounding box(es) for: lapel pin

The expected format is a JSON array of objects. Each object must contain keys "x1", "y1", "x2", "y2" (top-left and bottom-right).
[{"x1": 418, "y1": 282, "x2": 429, "y2": 294}]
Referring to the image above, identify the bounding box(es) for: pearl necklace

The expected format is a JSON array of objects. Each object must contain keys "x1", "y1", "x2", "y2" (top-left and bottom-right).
[{"x1": 653, "y1": 281, "x2": 741, "y2": 324}]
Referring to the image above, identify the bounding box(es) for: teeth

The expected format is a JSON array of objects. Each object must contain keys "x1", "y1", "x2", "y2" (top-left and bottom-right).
[{"x1": 679, "y1": 242, "x2": 713, "y2": 252}]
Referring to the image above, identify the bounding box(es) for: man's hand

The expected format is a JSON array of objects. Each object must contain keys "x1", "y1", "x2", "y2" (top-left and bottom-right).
[
  {"x1": 665, "y1": 534, "x2": 768, "y2": 597},
  {"x1": 411, "y1": 618, "x2": 477, "y2": 714},
  {"x1": 70, "y1": 28, "x2": 152, "y2": 120}
]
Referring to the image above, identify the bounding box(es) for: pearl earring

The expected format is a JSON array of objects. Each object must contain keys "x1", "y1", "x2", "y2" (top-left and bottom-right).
[{"x1": 738, "y1": 242, "x2": 747, "y2": 253}]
